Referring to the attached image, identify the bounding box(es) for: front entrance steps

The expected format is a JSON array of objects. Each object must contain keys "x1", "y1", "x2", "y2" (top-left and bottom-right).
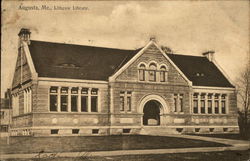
[{"x1": 140, "y1": 126, "x2": 180, "y2": 135}]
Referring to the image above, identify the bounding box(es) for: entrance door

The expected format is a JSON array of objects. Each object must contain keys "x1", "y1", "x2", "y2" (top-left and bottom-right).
[{"x1": 143, "y1": 100, "x2": 161, "y2": 126}]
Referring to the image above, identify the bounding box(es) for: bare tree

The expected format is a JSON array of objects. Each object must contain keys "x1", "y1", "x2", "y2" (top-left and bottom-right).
[
  {"x1": 161, "y1": 46, "x2": 174, "y2": 54},
  {"x1": 237, "y1": 60, "x2": 250, "y2": 138}
]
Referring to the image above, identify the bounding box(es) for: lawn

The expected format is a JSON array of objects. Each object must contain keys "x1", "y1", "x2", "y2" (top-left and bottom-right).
[
  {"x1": 189, "y1": 133, "x2": 250, "y2": 141},
  {"x1": 0, "y1": 135, "x2": 229, "y2": 154},
  {"x1": 3, "y1": 150, "x2": 250, "y2": 161}
]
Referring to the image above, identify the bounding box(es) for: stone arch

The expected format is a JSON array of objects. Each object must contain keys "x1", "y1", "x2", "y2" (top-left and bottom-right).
[{"x1": 138, "y1": 94, "x2": 169, "y2": 115}]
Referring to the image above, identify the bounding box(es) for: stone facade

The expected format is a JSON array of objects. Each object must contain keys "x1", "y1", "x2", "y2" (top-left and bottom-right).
[{"x1": 10, "y1": 32, "x2": 239, "y2": 136}]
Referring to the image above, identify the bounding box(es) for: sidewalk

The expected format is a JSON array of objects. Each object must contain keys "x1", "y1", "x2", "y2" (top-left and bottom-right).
[{"x1": 1, "y1": 135, "x2": 249, "y2": 160}]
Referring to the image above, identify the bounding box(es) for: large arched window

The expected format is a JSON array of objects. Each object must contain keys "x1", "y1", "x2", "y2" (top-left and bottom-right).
[
  {"x1": 160, "y1": 65, "x2": 168, "y2": 82},
  {"x1": 149, "y1": 63, "x2": 157, "y2": 81},
  {"x1": 138, "y1": 63, "x2": 146, "y2": 81}
]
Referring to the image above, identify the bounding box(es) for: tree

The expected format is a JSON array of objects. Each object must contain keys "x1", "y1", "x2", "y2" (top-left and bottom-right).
[
  {"x1": 237, "y1": 60, "x2": 250, "y2": 138},
  {"x1": 161, "y1": 46, "x2": 174, "y2": 54}
]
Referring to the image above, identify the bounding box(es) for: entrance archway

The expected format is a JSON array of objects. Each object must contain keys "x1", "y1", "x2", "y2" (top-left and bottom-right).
[{"x1": 143, "y1": 100, "x2": 161, "y2": 126}]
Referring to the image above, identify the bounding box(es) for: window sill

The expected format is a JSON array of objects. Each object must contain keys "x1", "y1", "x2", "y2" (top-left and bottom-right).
[
  {"x1": 48, "y1": 111, "x2": 100, "y2": 113},
  {"x1": 173, "y1": 112, "x2": 184, "y2": 114},
  {"x1": 192, "y1": 113, "x2": 228, "y2": 115}
]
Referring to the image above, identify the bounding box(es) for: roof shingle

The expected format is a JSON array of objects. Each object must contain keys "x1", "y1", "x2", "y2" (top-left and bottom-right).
[
  {"x1": 29, "y1": 40, "x2": 140, "y2": 81},
  {"x1": 167, "y1": 54, "x2": 234, "y2": 87}
]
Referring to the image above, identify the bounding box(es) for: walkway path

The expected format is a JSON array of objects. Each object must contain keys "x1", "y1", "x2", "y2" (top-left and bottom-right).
[{"x1": 1, "y1": 134, "x2": 249, "y2": 160}]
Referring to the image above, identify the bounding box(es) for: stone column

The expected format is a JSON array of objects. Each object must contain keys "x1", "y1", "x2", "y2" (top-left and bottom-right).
[
  {"x1": 88, "y1": 88, "x2": 92, "y2": 112},
  {"x1": 197, "y1": 93, "x2": 201, "y2": 114},
  {"x1": 97, "y1": 89, "x2": 101, "y2": 112},
  {"x1": 211, "y1": 94, "x2": 215, "y2": 114},
  {"x1": 68, "y1": 87, "x2": 72, "y2": 112},
  {"x1": 205, "y1": 93, "x2": 208, "y2": 114},
  {"x1": 57, "y1": 86, "x2": 61, "y2": 112},
  {"x1": 78, "y1": 87, "x2": 82, "y2": 112},
  {"x1": 177, "y1": 94, "x2": 180, "y2": 112},
  {"x1": 219, "y1": 94, "x2": 222, "y2": 114}
]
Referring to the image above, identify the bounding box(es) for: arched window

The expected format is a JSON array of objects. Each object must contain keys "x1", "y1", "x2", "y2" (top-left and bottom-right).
[
  {"x1": 149, "y1": 63, "x2": 157, "y2": 81},
  {"x1": 138, "y1": 63, "x2": 146, "y2": 81},
  {"x1": 160, "y1": 65, "x2": 167, "y2": 82}
]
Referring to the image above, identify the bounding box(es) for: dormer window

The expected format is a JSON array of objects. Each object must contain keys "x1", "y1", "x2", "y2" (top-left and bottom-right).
[{"x1": 149, "y1": 63, "x2": 157, "y2": 81}]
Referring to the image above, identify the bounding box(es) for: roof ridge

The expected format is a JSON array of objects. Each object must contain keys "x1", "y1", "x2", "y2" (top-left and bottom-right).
[
  {"x1": 30, "y1": 40, "x2": 140, "y2": 51},
  {"x1": 167, "y1": 53, "x2": 205, "y2": 58}
]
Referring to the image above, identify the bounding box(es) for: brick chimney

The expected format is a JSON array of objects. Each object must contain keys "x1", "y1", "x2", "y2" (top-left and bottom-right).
[
  {"x1": 18, "y1": 28, "x2": 31, "y2": 45},
  {"x1": 202, "y1": 50, "x2": 215, "y2": 62}
]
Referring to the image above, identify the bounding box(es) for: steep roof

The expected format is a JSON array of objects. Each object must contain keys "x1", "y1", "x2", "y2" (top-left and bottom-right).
[
  {"x1": 167, "y1": 54, "x2": 234, "y2": 88},
  {"x1": 28, "y1": 40, "x2": 234, "y2": 88},
  {"x1": 28, "y1": 40, "x2": 141, "y2": 81}
]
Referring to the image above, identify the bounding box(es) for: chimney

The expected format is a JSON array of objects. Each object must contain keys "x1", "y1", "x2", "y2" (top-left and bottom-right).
[
  {"x1": 18, "y1": 28, "x2": 31, "y2": 45},
  {"x1": 202, "y1": 50, "x2": 215, "y2": 62}
]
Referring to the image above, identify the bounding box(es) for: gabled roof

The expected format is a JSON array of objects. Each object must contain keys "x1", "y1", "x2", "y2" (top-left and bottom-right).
[
  {"x1": 28, "y1": 40, "x2": 141, "y2": 81},
  {"x1": 28, "y1": 40, "x2": 234, "y2": 88},
  {"x1": 167, "y1": 54, "x2": 234, "y2": 88}
]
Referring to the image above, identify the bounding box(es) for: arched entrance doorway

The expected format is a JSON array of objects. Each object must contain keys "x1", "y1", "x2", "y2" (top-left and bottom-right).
[{"x1": 143, "y1": 100, "x2": 162, "y2": 126}]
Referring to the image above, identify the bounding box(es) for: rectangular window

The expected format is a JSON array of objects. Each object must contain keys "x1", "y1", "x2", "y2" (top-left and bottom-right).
[
  {"x1": 61, "y1": 87, "x2": 68, "y2": 94},
  {"x1": 149, "y1": 70, "x2": 156, "y2": 81},
  {"x1": 71, "y1": 87, "x2": 78, "y2": 94},
  {"x1": 81, "y1": 88, "x2": 88, "y2": 94},
  {"x1": 91, "y1": 96, "x2": 97, "y2": 112},
  {"x1": 91, "y1": 88, "x2": 98, "y2": 95},
  {"x1": 50, "y1": 87, "x2": 58, "y2": 112},
  {"x1": 123, "y1": 129, "x2": 131, "y2": 133},
  {"x1": 50, "y1": 87, "x2": 58, "y2": 93},
  {"x1": 215, "y1": 100, "x2": 219, "y2": 114},
  {"x1": 139, "y1": 69, "x2": 145, "y2": 81},
  {"x1": 160, "y1": 71, "x2": 165, "y2": 82},
  {"x1": 81, "y1": 96, "x2": 88, "y2": 112},
  {"x1": 120, "y1": 96, "x2": 124, "y2": 111},
  {"x1": 120, "y1": 91, "x2": 125, "y2": 112},
  {"x1": 174, "y1": 94, "x2": 177, "y2": 112},
  {"x1": 193, "y1": 100, "x2": 198, "y2": 113},
  {"x1": 127, "y1": 96, "x2": 131, "y2": 112},
  {"x1": 201, "y1": 100, "x2": 205, "y2": 114},
  {"x1": 180, "y1": 94, "x2": 183, "y2": 112},
  {"x1": 222, "y1": 101, "x2": 226, "y2": 114},
  {"x1": 72, "y1": 129, "x2": 80, "y2": 134},
  {"x1": 61, "y1": 95, "x2": 68, "y2": 112},
  {"x1": 92, "y1": 129, "x2": 99, "y2": 134},
  {"x1": 0, "y1": 125, "x2": 8, "y2": 132},
  {"x1": 51, "y1": 129, "x2": 59, "y2": 134},
  {"x1": 208, "y1": 100, "x2": 212, "y2": 114},
  {"x1": 71, "y1": 95, "x2": 78, "y2": 112},
  {"x1": 50, "y1": 95, "x2": 57, "y2": 111}
]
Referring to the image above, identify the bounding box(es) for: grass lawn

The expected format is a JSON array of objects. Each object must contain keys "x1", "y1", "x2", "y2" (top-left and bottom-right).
[
  {"x1": 189, "y1": 133, "x2": 250, "y2": 141},
  {"x1": 0, "y1": 135, "x2": 229, "y2": 154},
  {"x1": 3, "y1": 150, "x2": 250, "y2": 161}
]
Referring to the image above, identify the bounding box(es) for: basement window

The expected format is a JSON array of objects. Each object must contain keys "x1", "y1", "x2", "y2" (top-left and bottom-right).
[
  {"x1": 223, "y1": 128, "x2": 228, "y2": 132},
  {"x1": 92, "y1": 129, "x2": 99, "y2": 134},
  {"x1": 176, "y1": 128, "x2": 183, "y2": 133},
  {"x1": 123, "y1": 129, "x2": 131, "y2": 134},
  {"x1": 194, "y1": 128, "x2": 200, "y2": 133},
  {"x1": 72, "y1": 129, "x2": 80, "y2": 134},
  {"x1": 209, "y1": 128, "x2": 214, "y2": 133},
  {"x1": 51, "y1": 129, "x2": 59, "y2": 135}
]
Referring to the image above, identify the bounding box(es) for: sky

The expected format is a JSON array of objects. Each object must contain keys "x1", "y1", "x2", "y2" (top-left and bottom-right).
[{"x1": 1, "y1": 0, "x2": 249, "y2": 97}]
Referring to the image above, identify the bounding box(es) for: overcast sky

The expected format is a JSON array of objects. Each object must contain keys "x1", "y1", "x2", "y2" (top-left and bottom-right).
[{"x1": 1, "y1": 1, "x2": 249, "y2": 96}]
